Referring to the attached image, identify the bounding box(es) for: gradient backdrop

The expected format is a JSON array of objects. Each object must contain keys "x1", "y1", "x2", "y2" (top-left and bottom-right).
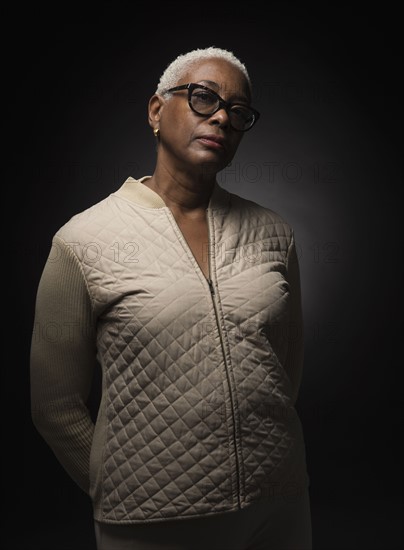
[{"x1": 6, "y1": 2, "x2": 402, "y2": 549}]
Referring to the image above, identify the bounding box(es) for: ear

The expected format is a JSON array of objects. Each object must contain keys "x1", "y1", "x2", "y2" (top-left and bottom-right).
[{"x1": 148, "y1": 94, "x2": 164, "y2": 130}]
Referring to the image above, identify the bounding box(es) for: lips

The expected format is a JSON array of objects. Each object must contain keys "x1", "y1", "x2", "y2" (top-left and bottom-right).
[{"x1": 196, "y1": 134, "x2": 226, "y2": 150}]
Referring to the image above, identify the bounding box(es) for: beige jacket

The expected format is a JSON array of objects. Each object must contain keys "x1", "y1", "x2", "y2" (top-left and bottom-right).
[{"x1": 30, "y1": 176, "x2": 309, "y2": 524}]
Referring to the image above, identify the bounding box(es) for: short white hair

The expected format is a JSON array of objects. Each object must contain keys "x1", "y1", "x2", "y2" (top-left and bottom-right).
[{"x1": 155, "y1": 46, "x2": 252, "y2": 97}]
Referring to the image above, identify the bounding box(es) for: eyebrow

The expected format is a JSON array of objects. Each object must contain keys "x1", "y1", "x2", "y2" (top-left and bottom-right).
[{"x1": 197, "y1": 80, "x2": 249, "y2": 104}]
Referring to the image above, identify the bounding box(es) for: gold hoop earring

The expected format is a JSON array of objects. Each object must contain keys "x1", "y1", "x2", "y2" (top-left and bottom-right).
[{"x1": 153, "y1": 128, "x2": 160, "y2": 137}]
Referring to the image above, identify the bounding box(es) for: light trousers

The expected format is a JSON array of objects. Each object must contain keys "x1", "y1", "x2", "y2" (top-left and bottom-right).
[{"x1": 94, "y1": 490, "x2": 312, "y2": 550}]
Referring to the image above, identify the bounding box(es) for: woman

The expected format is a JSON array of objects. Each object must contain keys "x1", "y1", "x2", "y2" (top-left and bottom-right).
[{"x1": 30, "y1": 46, "x2": 312, "y2": 550}]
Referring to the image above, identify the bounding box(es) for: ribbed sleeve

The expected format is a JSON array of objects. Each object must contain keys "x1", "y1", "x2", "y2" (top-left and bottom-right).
[
  {"x1": 30, "y1": 236, "x2": 97, "y2": 495},
  {"x1": 284, "y1": 234, "x2": 304, "y2": 404}
]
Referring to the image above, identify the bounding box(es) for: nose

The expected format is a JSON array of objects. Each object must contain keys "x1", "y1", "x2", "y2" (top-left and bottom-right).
[{"x1": 208, "y1": 106, "x2": 230, "y2": 129}]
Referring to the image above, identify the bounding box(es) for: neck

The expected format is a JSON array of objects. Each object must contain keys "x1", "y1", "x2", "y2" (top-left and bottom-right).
[{"x1": 143, "y1": 166, "x2": 216, "y2": 214}]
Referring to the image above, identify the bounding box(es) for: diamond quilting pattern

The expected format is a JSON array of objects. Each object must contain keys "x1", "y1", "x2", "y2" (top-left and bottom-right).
[{"x1": 56, "y1": 181, "x2": 308, "y2": 522}]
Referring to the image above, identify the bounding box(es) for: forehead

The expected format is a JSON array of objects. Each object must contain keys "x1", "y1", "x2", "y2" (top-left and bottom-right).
[{"x1": 180, "y1": 58, "x2": 250, "y2": 99}]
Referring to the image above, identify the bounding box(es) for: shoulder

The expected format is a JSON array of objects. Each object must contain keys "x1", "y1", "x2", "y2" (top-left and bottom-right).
[
  {"x1": 228, "y1": 190, "x2": 294, "y2": 239},
  {"x1": 53, "y1": 194, "x2": 116, "y2": 245}
]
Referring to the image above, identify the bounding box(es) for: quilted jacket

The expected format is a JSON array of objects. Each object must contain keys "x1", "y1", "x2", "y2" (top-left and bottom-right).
[{"x1": 30, "y1": 176, "x2": 309, "y2": 525}]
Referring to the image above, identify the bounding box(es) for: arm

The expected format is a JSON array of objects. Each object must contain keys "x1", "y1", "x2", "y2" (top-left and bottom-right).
[
  {"x1": 284, "y1": 233, "x2": 304, "y2": 404},
  {"x1": 30, "y1": 236, "x2": 97, "y2": 495}
]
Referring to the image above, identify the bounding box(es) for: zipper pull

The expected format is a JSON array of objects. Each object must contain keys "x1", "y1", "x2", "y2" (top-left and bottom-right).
[{"x1": 207, "y1": 277, "x2": 215, "y2": 295}]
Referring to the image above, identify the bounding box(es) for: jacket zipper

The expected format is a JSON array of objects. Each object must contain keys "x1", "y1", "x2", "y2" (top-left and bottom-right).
[
  {"x1": 206, "y1": 212, "x2": 242, "y2": 509},
  {"x1": 166, "y1": 206, "x2": 242, "y2": 508}
]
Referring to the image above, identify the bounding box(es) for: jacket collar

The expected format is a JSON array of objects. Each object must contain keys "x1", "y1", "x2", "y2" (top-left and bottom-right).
[{"x1": 114, "y1": 176, "x2": 230, "y2": 212}]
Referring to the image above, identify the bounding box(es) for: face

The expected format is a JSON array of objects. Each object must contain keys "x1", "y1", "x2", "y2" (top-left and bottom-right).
[{"x1": 149, "y1": 58, "x2": 252, "y2": 177}]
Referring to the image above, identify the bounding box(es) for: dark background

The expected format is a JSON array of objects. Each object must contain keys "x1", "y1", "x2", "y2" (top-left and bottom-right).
[{"x1": 5, "y1": 2, "x2": 403, "y2": 548}]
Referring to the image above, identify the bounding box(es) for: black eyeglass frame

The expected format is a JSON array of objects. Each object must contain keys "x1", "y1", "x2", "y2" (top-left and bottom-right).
[{"x1": 162, "y1": 83, "x2": 260, "y2": 132}]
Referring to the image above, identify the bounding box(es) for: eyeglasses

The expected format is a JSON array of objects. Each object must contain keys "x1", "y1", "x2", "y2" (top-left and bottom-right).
[{"x1": 162, "y1": 83, "x2": 260, "y2": 132}]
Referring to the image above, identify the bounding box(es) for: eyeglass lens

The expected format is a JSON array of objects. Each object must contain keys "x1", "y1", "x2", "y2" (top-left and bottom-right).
[{"x1": 190, "y1": 88, "x2": 255, "y2": 131}]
